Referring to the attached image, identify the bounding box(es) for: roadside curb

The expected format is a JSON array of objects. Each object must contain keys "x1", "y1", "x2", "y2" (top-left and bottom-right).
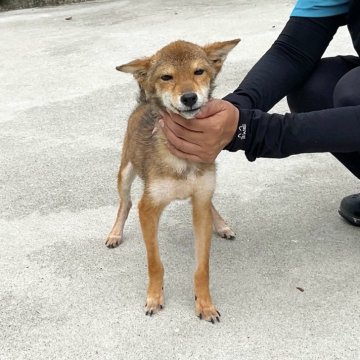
[{"x1": 0, "y1": 0, "x2": 90, "y2": 11}]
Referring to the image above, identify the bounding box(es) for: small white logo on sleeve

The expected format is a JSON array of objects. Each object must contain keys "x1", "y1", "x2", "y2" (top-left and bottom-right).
[{"x1": 237, "y1": 124, "x2": 246, "y2": 140}]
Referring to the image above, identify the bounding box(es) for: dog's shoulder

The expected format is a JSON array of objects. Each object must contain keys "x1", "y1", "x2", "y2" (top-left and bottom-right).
[{"x1": 127, "y1": 104, "x2": 159, "y2": 132}]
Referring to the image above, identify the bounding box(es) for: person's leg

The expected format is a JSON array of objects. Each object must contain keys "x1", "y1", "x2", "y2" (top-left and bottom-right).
[
  {"x1": 287, "y1": 56, "x2": 359, "y2": 112},
  {"x1": 333, "y1": 65, "x2": 360, "y2": 107},
  {"x1": 333, "y1": 66, "x2": 360, "y2": 225},
  {"x1": 288, "y1": 56, "x2": 360, "y2": 177},
  {"x1": 332, "y1": 66, "x2": 360, "y2": 179},
  {"x1": 288, "y1": 58, "x2": 360, "y2": 225}
]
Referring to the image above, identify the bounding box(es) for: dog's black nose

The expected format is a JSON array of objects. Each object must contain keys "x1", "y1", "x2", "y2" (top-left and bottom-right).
[{"x1": 180, "y1": 92, "x2": 198, "y2": 108}]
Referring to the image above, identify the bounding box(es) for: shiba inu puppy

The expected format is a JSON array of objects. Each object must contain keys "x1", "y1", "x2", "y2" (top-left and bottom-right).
[{"x1": 107, "y1": 39, "x2": 240, "y2": 323}]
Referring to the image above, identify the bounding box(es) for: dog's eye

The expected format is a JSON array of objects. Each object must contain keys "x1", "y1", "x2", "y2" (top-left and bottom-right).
[
  {"x1": 194, "y1": 69, "x2": 204, "y2": 75},
  {"x1": 161, "y1": 75, "x2": 173, "y2": 81}
]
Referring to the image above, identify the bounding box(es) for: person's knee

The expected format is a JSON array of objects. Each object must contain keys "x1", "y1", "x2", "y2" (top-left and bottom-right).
[
  {"x1": 287, "y1": 81, "x2": 323, "y2": 113},
  {"x1": 287, "y1": 58, "x2": 341, "y2": 113},
  {"x1": 334, "y1": 67, "x2": 360, "y2": 107},
  {"x1": 287, "y1": 89, "x2": 302, "y2": 113}
]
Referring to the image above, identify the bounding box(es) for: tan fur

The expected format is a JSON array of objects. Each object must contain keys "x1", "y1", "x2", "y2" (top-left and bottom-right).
[{"x1": 107, "y1": 39, "x2": 239, "y2": 323}]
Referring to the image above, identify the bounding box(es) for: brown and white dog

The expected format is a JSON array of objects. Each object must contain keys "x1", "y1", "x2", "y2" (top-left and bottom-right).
[{"x1": 107, "y1": 39, "x2": 239, "y2": 323}]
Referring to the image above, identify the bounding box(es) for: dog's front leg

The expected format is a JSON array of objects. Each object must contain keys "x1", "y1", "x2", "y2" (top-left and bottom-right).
[
  {"x1": 192, "y1": 195, "x2": 220, "y2": 323},
  {"x1": 138, "y1": 194, "x2": 165, "y2": 316}
]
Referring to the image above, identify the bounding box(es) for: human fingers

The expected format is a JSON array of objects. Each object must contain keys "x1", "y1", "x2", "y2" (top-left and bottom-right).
[
  {"x1": 165, "y1": 141, "x2": 204, "y2": 163},
  {"x1": 196, "y1": 99, "x2": 227, "y2": 119},
  {"x1": 160, "y1": 116, "x2": 203, "y2": 145},
  {"x1": 160, "y1": 118, "x2": 202, "y2": 153},
  {"x1": 163, "y1": 111, "x2": 202, "y2": 132}
]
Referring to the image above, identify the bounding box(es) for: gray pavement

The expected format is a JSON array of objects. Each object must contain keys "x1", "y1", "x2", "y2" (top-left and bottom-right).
[{"x1": 1, "y1": 1, "x2": 360, "y2": 359}]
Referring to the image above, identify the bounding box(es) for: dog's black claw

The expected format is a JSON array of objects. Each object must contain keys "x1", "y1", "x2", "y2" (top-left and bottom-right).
[
  {"x1": 217, "y1": 310, "x2": 221, "y2": 317},
  {"x1": 216, "y1": 316, "x2": 220, "y2": 322},
  {"x1": 198, "y1": 313, "x2": 202, "y2": 320},
  {"x1": 145, "y1": 311, "x2": 149, "y2": 316},
  {"x1": 210, "y1": 318, "x2": 215, "y2": 324},
  {"x1": 150, "y1": 310, "x2": 153, "y2": 316},
  {"x1": 160, "y1": 305, "x2": 163, "y2": 309},
  {"x1": 195, "y1": 295, "x2": 197, "y2": 301}
]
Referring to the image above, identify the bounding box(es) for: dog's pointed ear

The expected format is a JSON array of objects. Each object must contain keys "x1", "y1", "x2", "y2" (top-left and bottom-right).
[
  {"x1": 203, "y1": 39, "x2": 240, "y2": 73},
  {"x1": 116, "y1": 57, "x2": 152, "y2": 85}
]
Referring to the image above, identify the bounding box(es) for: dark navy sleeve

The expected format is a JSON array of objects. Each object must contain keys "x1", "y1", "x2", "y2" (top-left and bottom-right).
[
  {"x1": 223, "y1": 15, "x2": 350, "y2": 160},
  {"x1": 239, "y1": 106, "x2": 360, "y2": 161},
  {"x1": 224, "y1": 15, "x2": 345, "y2": 113}
]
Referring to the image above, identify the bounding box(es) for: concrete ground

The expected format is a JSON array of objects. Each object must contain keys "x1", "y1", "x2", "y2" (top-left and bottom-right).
[{"x1": 1, "y1": 1, "x2": 359, "y2": 359}]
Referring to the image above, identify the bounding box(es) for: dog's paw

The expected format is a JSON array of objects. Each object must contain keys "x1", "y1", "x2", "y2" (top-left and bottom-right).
[
  {"x1": 145, "y1": 290, "x2": 165, "y2": 316},
  {"x1": 216, "y1": 226, "x2": 235, "y2": 240},
  {"x1": 195, "y1": 296, "x2": 221, "y2": 324},
  {"x1": 105, "y1": 235, "x2": 123, "y2": 248}
]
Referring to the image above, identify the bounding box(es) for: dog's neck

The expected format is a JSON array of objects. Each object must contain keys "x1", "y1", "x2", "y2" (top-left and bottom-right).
[
  {"x1": 136, "y1": 89, "x2": 166, "y2": 115},
  {"x1": 137, "y1": 87, "x2": 147, "y2": 104}
]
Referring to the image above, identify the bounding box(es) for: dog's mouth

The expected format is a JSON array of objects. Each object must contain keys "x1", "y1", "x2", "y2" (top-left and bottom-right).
[{"x1": 170, "y1": 105, "x2": 201, "y2": 119}]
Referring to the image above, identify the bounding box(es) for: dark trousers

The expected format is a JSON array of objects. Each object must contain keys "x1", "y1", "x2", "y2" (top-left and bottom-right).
[{"x1": 287, "y1": 56, "x2": 360, "y2": 179}]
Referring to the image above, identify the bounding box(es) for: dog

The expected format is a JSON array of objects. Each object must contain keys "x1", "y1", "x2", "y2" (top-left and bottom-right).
[{"x1": 106, "y1": 39, "x2": 239, "y2": 323}]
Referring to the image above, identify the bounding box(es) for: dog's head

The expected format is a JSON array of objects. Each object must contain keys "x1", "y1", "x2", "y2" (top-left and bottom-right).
[{"x1": 116, "y1": 39, "x2": 240, "y2": 119}]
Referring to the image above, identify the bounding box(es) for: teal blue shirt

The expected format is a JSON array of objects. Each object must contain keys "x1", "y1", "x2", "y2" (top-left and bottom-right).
[{"x1": 291, "y1": 0, "x2": 351, "y2": 17}]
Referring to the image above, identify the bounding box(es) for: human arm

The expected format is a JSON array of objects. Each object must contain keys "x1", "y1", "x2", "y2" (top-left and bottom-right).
[
  {"x1": 232, "y1": 106, "x2": 360, "y2": 161},
  {"x1": 161, "y1": 100, "x2": 360, "y2": 162},
  {"x1": 162, "y1": 14, "x2": 346, "y2": 162},
  {"x1": 224, "y1": 14, "x2": 346, "y2": 112},
  {"x1": 160, "y1": 99, "x2": 239, "y2": 163}
]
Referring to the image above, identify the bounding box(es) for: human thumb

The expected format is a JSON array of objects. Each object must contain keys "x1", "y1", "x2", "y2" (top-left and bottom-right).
[{"x1": 196, "y1": 99, "x2": 224, "y2": 119}]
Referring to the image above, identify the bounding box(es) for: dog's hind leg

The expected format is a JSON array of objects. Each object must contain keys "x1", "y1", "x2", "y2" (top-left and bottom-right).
[
  {"x1": 211, "y1": 202, "x2": 235, "y2": 240},
  {"x1": 138, "y1": 194, "x2": 166, "y2": 315},
  {"x1": 193, "y1": 196, "x2": 220, "y2": 323},
  {"x1": 106, "y1": 161, "x2": 136, "y2": 248}
]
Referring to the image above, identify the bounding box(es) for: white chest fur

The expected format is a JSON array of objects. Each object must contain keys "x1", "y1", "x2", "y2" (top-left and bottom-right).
[{"x1": 148, "y1": 170, "x2": 216, "y2": 204}]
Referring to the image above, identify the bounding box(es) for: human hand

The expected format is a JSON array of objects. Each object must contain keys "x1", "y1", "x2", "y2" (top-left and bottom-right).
[{"x1": 159, "y1": 99, "x2": 239, "y2": 163}]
